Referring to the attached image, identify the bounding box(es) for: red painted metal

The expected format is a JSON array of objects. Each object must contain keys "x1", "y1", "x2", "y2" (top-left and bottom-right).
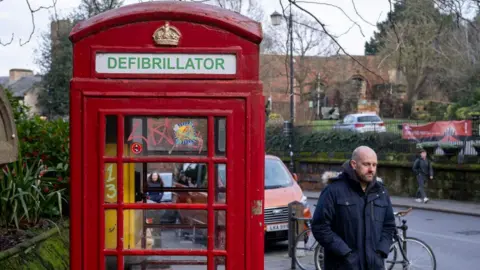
[
  {"x1": 69, "y1": 2, "x2": 262, "y2": 44},
  {"x1": 250, "y1": 92, "x2": 266, "y2": 270},
  {"x1": 102, "y1": 203, "x2": 228, "y2": 210},
  {"x1": 102, "y1": 156, "x2": 228, "y2": 163},
  {"x1": 103, "y1": 249, "x2": 227, "y2": 256},
  {"x1": 69, "y1": 90, "x2": 82, "y2": 270},
  {"x1": 98, "y1": 113, "x2": 106, "y2": 270},
  {"x1": 116, "y1": 115, "x2": 125, "y2": 270},
  {"x1": 69, "y1": 1, "x2": 263, "y2": 270},
  {"x1": 207, "y1": 116, "x2": 215, "y2": 270}
]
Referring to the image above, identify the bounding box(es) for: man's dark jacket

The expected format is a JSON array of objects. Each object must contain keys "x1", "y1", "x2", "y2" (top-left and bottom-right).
[{"x1": 311, "y1": 161, "x2": 396, "y2": 270}]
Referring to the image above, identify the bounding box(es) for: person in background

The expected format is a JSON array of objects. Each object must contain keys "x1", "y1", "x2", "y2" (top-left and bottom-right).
[
  {"x1": 412, "y1": 149, "x2": 433, "y2": 203},
  {"x1": 147, "y1": 172, "x2": 164, "y2": 203},
  {"x1": 311, "y1": 146, "x2": 396, "y2": 270}
]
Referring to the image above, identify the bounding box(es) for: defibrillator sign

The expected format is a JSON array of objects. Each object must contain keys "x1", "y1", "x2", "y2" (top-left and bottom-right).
[{"x1": 95, "y1": 53, "x2": 236, "y2": 75}]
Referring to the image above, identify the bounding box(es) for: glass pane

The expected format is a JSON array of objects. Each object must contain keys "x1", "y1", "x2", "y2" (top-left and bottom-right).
[
  {"x1": 265, "y1": 158, "x2": 293, "y2": 189},
  {"x1": 105, "y1": 115, "x2": 117, "y2": 156},
  {"x1": 215, "y1": 164, "x2": 226, "y2": 204},
  {"x1": 104, "y1": 163, "x2": 117, "y2": 203},
  {"x1": 104, "y1": 210, "x2": 117, "y2": 249},
  {"x1": 124, "y1": 256, "x2": 207, "y2": 269},
  {"x1": 125, "y1": 117, "x2": 207, "y2": 156},
  {"x1": 215, "y1": 257, "x2": 226, "y2": 270},
  {"x1": 105, "y1": 256, "x2": 117, "y2": 270},
  {"x1": 123, "y1": 163, "x2": 209, "y2": 203},
  {"x1": 215, "y1": 210, "x2": 226, "y2": 250},
  {"x1": 123, "y1": 209, "x2": 208, "y2": 250},
  {"x1": 215, "y1": 117, "x2": 226, "y2": 156}
]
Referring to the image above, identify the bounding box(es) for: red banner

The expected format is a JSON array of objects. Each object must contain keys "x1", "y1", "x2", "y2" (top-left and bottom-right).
[{"x1": 402, "y1": 120, "x2": 472, "y2": 141}]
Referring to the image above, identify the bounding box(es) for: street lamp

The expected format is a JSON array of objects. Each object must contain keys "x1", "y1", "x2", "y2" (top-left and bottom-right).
[
  {"x1": 270, "y1": 11, "x2": 282, "y2": 26},
  {"x1": 270, "y1": 4, "x2": 295, "y2": 173}
]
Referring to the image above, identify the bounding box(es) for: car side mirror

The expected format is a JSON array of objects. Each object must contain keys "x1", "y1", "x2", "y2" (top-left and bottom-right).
[{"x1": 292, "y1": 173, "x2": 298, "y2": 182}]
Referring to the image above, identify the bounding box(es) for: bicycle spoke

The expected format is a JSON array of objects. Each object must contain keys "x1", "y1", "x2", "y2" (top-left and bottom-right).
[
  {"x1": 294, "y1": 229, "x2": 319, "y2": 270},
  {"x1": 403, "y1": 238, "x2": 436, "y2": 270},
  {"x1": 386, "y1": 238, "x2": 436, "y2": 270}
]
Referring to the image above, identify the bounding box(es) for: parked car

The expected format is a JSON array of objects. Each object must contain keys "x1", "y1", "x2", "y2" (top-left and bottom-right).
[
  {"x1": 333, "y1": 113, "x2": 386, "y2": 133},
  {"x1": 262, "y1": 155, "x2": 311, "y2": 243},
  {"x1": 173, "y1": 155, "x2": 312, "y2": 245}
]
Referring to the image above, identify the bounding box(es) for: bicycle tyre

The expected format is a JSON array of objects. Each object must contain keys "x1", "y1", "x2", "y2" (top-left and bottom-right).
[
  {"x1": 385, "y1": 243, "x2": 398, "y2": 270},
  {"x1": 387, "y1": 237, "x2": 436, "y2": 270},
  {"x1": 404, "y1": 237, "x2": 436, "y2": 270},
  {"x1": 313, "y1": 242, "x2": 325, "y2": 270},
  {"x1": 293, "y1": 229, "x2": 318, "y2": 270}
]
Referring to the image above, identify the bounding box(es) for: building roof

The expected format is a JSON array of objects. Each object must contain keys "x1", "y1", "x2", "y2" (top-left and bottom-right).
[
  {"x1": 4, "y1": 75, "x2": 43, "y2": 97},
  {"x1": 0, "y1": 76, "x2": 9, "y2": 88}
]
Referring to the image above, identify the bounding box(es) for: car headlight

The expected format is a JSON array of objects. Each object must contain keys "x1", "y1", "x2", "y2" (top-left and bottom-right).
[{"x1": 300, "y1": 195, "x2": 309, "y2": 208}]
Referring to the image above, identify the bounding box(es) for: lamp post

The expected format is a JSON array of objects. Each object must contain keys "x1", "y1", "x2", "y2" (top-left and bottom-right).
[{"x1": 271, "y1": 4, "x2": 295, "y2": 173}]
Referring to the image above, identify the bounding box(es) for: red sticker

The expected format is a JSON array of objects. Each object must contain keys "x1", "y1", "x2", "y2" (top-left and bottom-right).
[{"x1": 131, "y1": 142, "x2": 143, "y2": 155}]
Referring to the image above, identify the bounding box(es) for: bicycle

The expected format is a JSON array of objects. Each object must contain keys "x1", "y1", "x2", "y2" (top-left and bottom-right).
[
  {"x1": 385, "y1": 208, "x2": 437, "y2": 270},
  {"x1": 292, "y1": 218, "x2": 325, "y2": 270}
]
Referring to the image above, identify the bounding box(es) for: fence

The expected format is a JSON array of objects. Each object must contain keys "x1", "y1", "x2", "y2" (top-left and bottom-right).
[{"x1": 266, "y1": 118, "x2": 480, "y2": 156}]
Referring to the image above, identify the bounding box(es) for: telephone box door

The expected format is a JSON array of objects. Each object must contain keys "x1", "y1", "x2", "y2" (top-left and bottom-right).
[{"x1": 84, "y1": 97, "x2": 246, "y2": 270}]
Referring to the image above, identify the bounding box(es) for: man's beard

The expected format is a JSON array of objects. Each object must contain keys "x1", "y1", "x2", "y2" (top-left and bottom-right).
[{"x1": 357, "y1": 172, "x2": 375, "y2": 182}]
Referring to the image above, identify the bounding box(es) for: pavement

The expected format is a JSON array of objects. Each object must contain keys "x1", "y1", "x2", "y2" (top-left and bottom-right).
[
  {"x1": 304, "y1": 190, "x2": 480, "y2": 217},
  {"x1": 265, "y1": 198, "x2": 480, "y2": 270}
]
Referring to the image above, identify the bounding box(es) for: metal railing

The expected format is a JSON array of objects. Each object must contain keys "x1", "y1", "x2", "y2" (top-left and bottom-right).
[{"x1": 266, "y1": 118, "x2": 480, "y2": 156}]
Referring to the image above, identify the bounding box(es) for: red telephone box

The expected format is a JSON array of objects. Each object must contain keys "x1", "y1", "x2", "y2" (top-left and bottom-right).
[{"x1": 69, "y1": 2, "x2": 265, "y2": 270}]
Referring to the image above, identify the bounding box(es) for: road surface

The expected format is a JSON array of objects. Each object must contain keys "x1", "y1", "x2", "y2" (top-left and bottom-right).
[{"x1": 264, "y1": 198, "x2": 480, "y2": 269}]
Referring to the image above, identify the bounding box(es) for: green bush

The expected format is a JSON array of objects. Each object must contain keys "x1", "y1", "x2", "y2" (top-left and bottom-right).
[
  {"x1": 3, "y1": 90, "x2": 70, "y2": 219},
  {"x1": 266, "y1": 125, "x2": 414, "y2": 154},
  {"x1": 0, "y1": 153, "x2": 66, "y2": 229},
  {"x1": 17, "y1": 116, "x2": 69, "y2": 169}
]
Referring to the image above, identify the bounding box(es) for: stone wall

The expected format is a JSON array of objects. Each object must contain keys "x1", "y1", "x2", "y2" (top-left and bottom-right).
[{"x1": 284, "y1": 156, "x2": 480, "y2": 202}]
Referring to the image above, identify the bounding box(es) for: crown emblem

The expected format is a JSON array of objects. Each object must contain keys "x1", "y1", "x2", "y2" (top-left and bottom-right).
[{"x1": 153, "y1": 22, "x2": 181, "y2": 46}]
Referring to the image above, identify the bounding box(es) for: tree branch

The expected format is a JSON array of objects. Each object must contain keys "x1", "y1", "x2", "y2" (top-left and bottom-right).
[
  {"x1": 0, "y1": 33, "x2": 14, "y2": 46},
  {"x1": 290, "y1": 0, "x2": 386, "y2": 83},
  {"x1": 387, "y1": 0, "x2": 402, "y2": 68},
  {"x1": 296, "y1": 0, "x2": 366, "y2": 37},
  {"x1": 19, "y1": 0, "x2": 58, "y2": 46},
  {"x1": 336, "y1": 23, "x2": 356, "y2": 38},
  {"x1": 350, "y1": 0, "x2": 376, "y2": 26}
]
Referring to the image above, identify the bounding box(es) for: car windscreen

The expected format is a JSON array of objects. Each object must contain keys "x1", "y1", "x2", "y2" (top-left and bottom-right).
[
  {"x1": 265, "y1": 159, "x2": 293, "y2": 189},
  {"x1": 357, "y1": 115, "x2": 381, "y2": 122}
]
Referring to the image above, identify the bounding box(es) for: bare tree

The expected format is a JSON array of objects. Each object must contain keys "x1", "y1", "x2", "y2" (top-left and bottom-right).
[
  {"x1": 265, "y1": 11, "x2": 337, "y2": 102},
  {"x1": 378, "y1": 0, "x2": 478, "y2": 102},
  {"x1": 0, "y1": 0, "x2": 58, "y2": 46}
]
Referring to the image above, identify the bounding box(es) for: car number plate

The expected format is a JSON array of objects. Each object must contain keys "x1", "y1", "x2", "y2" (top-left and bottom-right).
[{"x1": 266, "y1": 223, "x2": 288, "y2": 232}]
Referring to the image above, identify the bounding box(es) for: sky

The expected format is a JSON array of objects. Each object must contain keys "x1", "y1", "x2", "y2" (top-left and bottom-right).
[{"x1": 0, "y1": 0, "x2": 390, "y2": 76}]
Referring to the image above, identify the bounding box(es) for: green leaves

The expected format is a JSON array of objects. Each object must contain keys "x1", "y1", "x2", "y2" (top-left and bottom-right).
[
  {"x1": 0, "y1": 155, "x2": 64, "y2": 229},
  {"x1": 266, "y1": 125, "x2": 410, "y2": 155},
  {"x1": 0, "y1": 115, "x2": 69, "y2": 229}
]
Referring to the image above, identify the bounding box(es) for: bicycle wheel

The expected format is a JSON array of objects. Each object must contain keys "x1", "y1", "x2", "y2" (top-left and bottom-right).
[
  {"x1": 385, "y1": 243, "x2": 398, "y2": 270},
  {"x1": 404, "y1": 237, "x2": 436, "y2": 270},
  {"x1": 386, "y1": 237, "x2": 436, "y2": 270},
  {"x1": 293, "y1": 229, "x2": 319, "y2": 270},
  {"x1": 313, "y1": 242, "x2": 325, "y2": 270}
]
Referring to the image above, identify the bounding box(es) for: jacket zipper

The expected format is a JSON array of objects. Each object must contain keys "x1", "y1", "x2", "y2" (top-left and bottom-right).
[
  {"x1": 369, "y1": 196, "x2": 375, "y2": 269},
  {"x1": 363, "y1": 195, "x2": 368, "y2": 270}
]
